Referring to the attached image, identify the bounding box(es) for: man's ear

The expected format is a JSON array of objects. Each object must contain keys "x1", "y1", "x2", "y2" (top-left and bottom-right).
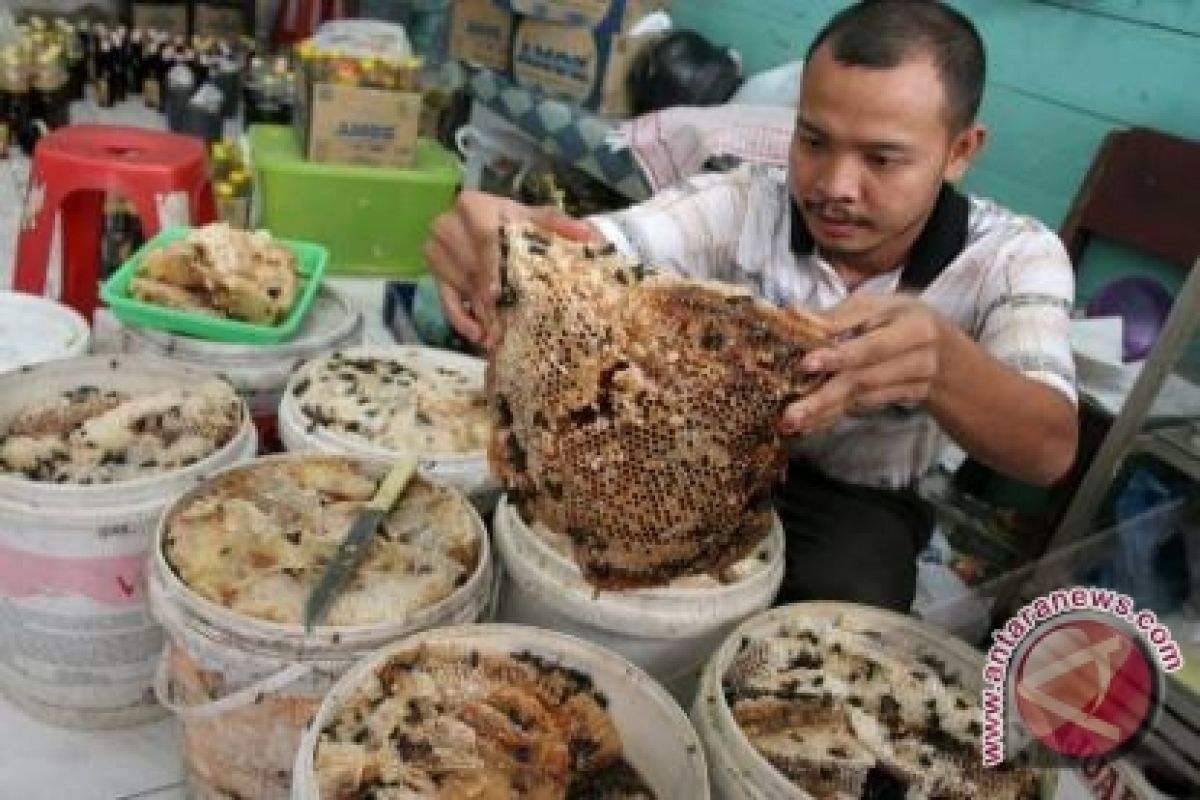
[{"x1": 944, "y1": 122, "x2": 987, "y2": 182}]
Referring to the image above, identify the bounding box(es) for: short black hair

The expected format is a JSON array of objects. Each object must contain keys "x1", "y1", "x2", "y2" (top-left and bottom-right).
[{"x1": 806, "y1": 0, "x2": 986, "y2": 131}]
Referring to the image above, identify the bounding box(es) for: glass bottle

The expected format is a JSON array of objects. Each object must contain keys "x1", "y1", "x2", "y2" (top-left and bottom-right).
[
  {"x1": 0, "y1": 48, "x2": 31, "y2": 159},
  {"x1": 65, "y1": 22, "x2": 86, "y2": 101},
  {"x1": 126, "y1": 29, "x2": 144, "y2": 98},
  {"x1": 31, "y1": 47, "x2": 70, "y2": 131},
  {"x1": 143, "y1": 35, "x2": 163, "y2": 109}
]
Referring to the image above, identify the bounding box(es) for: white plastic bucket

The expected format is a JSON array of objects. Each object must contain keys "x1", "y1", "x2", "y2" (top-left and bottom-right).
[
  {"x1": 116, "y1": 284, "x2": 362, "y2": 446},
  {"x1": 690, "y1": 602, "x2": 1054, "y2": 799},
  {"x1": 0, "y1": 355, "x2": 257, "y2": 729},
  {"x1": 291, "y1": 623, "x2": 711, "y2": 799},
  {"x1": 493, "y1": 495, "x2": 784, "y2": 704},
  {"x1": 149, "y1": 453, "x2": 494, "y2": 800},
  {"x1": 277, "y1": 344, "x2": 498, "y2": 506},
  {"x1": 0, "y1": 290, "x2": 90, "y2": 373}
]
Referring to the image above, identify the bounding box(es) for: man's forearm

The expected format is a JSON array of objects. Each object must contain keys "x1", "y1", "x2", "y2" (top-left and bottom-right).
[{"x1": 929, "y1": 325, "x2": 1078, "y2": 485}]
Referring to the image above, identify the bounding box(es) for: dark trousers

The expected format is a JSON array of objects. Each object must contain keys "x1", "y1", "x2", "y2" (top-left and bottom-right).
[{"x1": 773, "y1": 461, "x2": 935, "y2": 613}]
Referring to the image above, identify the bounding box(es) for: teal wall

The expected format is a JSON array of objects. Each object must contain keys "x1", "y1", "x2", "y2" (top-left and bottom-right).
[{"x1": 671, "y1": 0, "x2": 1200, "y2": 306}]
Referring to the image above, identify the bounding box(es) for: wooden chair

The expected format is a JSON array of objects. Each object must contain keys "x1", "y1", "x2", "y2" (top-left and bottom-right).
[{"x1": 1059, "y1": 126, "x2": 1200, "y2": 271}]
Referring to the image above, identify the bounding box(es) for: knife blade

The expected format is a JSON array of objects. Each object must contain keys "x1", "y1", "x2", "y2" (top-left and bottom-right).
[{"x1": 303, "y1": 455, "x2": 418, "y2": 631}]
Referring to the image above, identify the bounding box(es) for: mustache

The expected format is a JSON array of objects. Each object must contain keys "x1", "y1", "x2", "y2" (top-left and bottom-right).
[{"x1": 802, "y1": 198, "x2": 870, "y2": 227}]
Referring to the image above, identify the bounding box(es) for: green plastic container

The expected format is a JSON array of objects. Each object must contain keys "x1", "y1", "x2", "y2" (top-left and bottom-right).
[
  {"x1": 249, "y1": 125, "x2": 462, "y2": 276},
  {"x1": 100, "y1": 226, "x2": 328, "y2": 345}
]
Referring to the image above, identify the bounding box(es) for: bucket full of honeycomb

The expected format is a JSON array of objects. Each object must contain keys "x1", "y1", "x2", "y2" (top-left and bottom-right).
[
  {"x1": 291, "y1": 623, "x2": 711, "y2": 799},
  {"x1": 148, "y1": 453, "x2": 494, "y2": 799},
  {"x1": 692, "y1": 602, "x2": 1054, "y2": 799},
  {"x1": 279, "y1": 345, "x2": 497, "y2": 509},
  {"x1": 0, "y1": 354, "x2": 256, "y2": 728}
]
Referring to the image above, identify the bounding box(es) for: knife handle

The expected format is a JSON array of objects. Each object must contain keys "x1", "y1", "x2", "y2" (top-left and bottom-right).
[{"x1": 366, "y1": 455, "x2": 419, "y2": 512}]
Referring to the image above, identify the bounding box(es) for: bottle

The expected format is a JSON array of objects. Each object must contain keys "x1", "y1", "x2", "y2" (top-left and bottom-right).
[
  {"x1": 75, "y1": 19, "x2": 93, "y2": 78},
  {"x1": 0, "y1": 48, "x2": 31, "y2": 159},
  {"x1": 142, "y1": 35, "x2": 163, "y2": 109},
  {"x1": 56, "y1": 18, "x2": 84, "y2": 101},
  {"x1": 230, "y1": 168, "x2": 253, "y2": 228},
  {"x1": 30, "y1": 47, "x2": 70, "y2": 132},
  {"x1": 95, "y1": 38, "x2": 114, "y2": 108},
  {"x1": 99, "y1": 194, "x2": 130, "y2": 279},
  {"x1": 214, "y1": 175, "x2": 250, "y2": 229},
  {"x1": 87, "y1": 21, "x2": 107, "y2": 85},
  {"x1": 182, "y1": 80, "x2": 224, "y2": 143},
  {"x1": 126, "y1": 29, "x2": 145, "y2": 97},
  {"x1": 164, "y1": 59, "x2": 196, "y2": 131},
  {"x1": 209, "y1": 138, "x2": 234, "y2": 179},
  {"x1": 215, "y1": 56, "x2": 240, "y2": 118},
  {"x1": 109, "y1": 31, "x2": 127, "y2": 104}
]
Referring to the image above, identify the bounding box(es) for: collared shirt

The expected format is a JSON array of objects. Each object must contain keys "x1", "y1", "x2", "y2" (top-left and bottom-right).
[{"x1": 590, "y1": 164, "x2": 1076, "y2": 489}]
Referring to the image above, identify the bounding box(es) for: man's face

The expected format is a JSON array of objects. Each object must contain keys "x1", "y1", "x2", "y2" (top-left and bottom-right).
[{"x1": 789, "y1": 43, "x2": 984, "y2": 268}]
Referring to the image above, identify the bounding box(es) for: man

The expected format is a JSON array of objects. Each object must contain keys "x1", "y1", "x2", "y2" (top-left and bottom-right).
[{"x1": 425, "y1": 0, "x2": 1079, "y2": 612}]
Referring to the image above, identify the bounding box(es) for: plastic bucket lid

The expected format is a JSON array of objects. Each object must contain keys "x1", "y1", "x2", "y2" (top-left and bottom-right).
[{"x1": 0, "y1": 291, "x2": 90, "y2": 374}]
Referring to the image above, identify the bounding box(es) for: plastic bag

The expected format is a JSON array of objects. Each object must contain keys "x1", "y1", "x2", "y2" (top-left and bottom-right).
[
  {"x1": 730, "y1": 60, "x2": 804, "y2": 107},
  {"x1": 628, "y1": 31, "x2": 743, "y2": 116},
  {"x1": 1104, "y1": 467, "x2": 1188, "y2": 612},
  {"x1": 312, "y1": 19, "x2": 412, "y2": 59}
]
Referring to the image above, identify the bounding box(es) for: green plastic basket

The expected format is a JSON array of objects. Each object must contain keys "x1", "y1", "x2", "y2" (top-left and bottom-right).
[{"x1": 100, "y1": 226, "x2": 328, "y2": 344}]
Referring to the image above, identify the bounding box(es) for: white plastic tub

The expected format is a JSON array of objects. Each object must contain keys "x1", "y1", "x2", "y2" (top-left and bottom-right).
[
  {"x1": 149, "y1": 454, "x2": 494, "y2": 799},
  {"x1": 493, "y1": 495, "x2": 784, "y2": 704},
  {"x1": 116, "y1": 284, "x2": 362, "y2": 443},
  {"x1": 291, "y1": 623, "x2": 711, "y2": 799},
  {"x1": 0, "y1": 290, "x2": 90, "y2": 373},
  {"x1": 690, "y1": 602, "x2": 1055, "y2": 799},
  {"x1": 0, "y1": 355, "x2": 256, "y2": 729},
  {"x1": 277, "y1": 344, "x2": 497, "y2": 506}
]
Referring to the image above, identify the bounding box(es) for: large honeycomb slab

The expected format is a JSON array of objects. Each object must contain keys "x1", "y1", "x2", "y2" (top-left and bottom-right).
[{"x1": 488, "y1": 224, "x2": 831, "y2": 588}]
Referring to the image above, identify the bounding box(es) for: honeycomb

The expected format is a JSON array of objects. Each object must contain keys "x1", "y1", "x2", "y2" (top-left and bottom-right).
[
  {"x1": 0, "y1": 381, "x2": 242, "y2": 484},
  {"x1": 315, "y1": 644, "x2": 654, "y2": 798},
  {"x1": 489, "y1": 223, "x2": 832, "y2": 588},
  {"x1": 132, "y1": 222, "x2": 298, "y2": 325},
  {"x1": 722, "y1": 623, "x2": 1041, "y2": 799}
]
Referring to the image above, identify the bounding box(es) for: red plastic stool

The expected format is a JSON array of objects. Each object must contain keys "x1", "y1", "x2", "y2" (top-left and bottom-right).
[{"x1": 13, "y1": 125, "x2": 217, "y2": 320}]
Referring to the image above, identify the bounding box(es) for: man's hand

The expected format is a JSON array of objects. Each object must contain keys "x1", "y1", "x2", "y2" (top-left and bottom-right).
[
  {"x1": 780, "y1": 291, "x2": 1078, "y2": 485},
  {"x1": 780, "y1": 294, "x2": 946, "y2": 436},
  {"x1": 424, "y1": 190, "x2": 600, "y2": 352}
]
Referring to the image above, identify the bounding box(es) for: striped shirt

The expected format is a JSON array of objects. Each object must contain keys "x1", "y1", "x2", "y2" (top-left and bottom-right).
[{"x1": 590, "y1": 164, "x2": 1076, "y2": 489}]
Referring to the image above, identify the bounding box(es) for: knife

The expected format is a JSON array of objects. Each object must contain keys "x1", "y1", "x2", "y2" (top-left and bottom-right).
[{"x1": 303, "y1": 455, "x2": 419, "y2": 631}]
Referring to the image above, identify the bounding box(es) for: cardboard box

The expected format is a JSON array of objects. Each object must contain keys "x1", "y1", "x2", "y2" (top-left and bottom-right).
[
  {"x1": 299, "y1": 82, "x2": 423, "y2": 168},
  {"x1": 448, "y1": 0, "x2": 516, "y2": 73},
  {"x1": 499, "y1": 0, "x2": 668, "y2": 34},
  {"x1": 511, "y1": 18, "x2": 658, "y2": 117},
  {"x1": 129, "y1": 1, "x2": 188, "y2": 35},
  {"x1": 192, "y1": 2, "x2": 250, "y2": 38}
]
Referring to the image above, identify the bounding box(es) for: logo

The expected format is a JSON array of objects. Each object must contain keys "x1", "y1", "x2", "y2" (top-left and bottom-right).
[
  {"x1": 335, "y1": 122, "x2": 396, "y2": 141},
  {"x1": 979, "y1": 588, "x2": 1181, "y2": 768},
  {"x1": 1012, "y1": 617, "x2": 1157, "y2": 760}
]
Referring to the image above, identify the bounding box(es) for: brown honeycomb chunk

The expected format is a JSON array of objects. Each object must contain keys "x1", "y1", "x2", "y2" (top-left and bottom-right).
[{"x1": 488, "y1": 223, "x2": 832, "y2": 588}]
